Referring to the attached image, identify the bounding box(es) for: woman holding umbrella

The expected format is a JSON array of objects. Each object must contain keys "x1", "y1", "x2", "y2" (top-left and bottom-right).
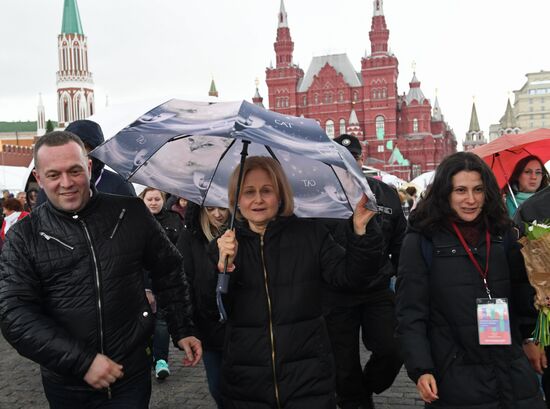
[
  {"x1": 215, "y1": 156, "x2": 381, "y2": 408},
  {"x1": 504, "y1": 155, "x2": 549, "y2": 217},
  {"x1": 176, "y1": 203, "x2": 229, "y2": 408},
  {"x1": 396, "y1": 152, "x2": 544, "y2": 407}
]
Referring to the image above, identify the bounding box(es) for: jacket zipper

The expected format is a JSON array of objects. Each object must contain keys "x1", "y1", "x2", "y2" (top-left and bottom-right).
[
  {"x1": 39, "y1": 232, "x2": 74, "y2": 251},
  {"x1": 260, "y1": 236, "x2": 281, "y2": 409},
  {"x1": 109, "y1": 209, "x2": 126, "y2": 239},
  {"x1": 76, "y1": 216, "x2": 110, "y2": 399}
]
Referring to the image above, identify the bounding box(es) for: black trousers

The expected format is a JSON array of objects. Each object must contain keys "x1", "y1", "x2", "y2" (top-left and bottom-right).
[
  {"x1": 153, "y1": 310, "x2": 170, "y2": 363},
  {"x1": 325, "y1": 289, "x2": 403, "y2": 408},
  {"x1": 42, "y1": 369, "x2": 151, "y2": 409}
]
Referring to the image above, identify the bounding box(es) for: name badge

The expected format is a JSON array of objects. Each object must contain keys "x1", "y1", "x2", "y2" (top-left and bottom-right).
[{"x1": 476, "y1": 298, "x2": 511, "y2": 345}]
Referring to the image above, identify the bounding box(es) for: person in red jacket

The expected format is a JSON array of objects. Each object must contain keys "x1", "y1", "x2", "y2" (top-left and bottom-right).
[{"x1": 1, "y1": 198, "x2": 29, "y2": 250}]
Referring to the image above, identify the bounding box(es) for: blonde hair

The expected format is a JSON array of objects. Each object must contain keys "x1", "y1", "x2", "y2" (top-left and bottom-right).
[
  {"x1": 200, "y1": 207, "x2": 228, "y2": 241},
  {"x1": 228, "y1": 156, "x2": 294, "y2": 220},
  {"x1": 139, "y1": 187, "x2": 166, "y2": 203}
]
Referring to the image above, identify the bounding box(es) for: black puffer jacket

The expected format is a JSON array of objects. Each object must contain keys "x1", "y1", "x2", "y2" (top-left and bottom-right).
[
  {"x1": 0, "y1": 192, "x2": 195, "y2": 387},
  {"x1": 396, "y1": 226, "x2": 543, "y2": 409},
  {"x1": 143, "y1": 208, "x2": 183, "y2": 296},
  {"x1": 176, "y1": 203, "x2": 225, "y2": 350},
  {"x1": 513, "y1": 187, "x2": 550, "y2": 358},
  {"x1": 154, "y1": 208, "x2": 182, "y2": 245},
  {"x1": 218, "y1": 215, "x2": 382, "y2": 408},
  {"x1": 323, "y1": 176, "x2": 406, "y2": 308}
]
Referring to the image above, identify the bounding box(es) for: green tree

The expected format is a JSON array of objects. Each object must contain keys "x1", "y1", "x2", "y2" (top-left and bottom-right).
[{"x1": 46, "y1": 120, "x2": 54, "y2": 133}]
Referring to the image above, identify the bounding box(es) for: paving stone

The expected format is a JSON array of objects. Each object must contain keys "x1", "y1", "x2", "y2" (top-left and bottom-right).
[{"x1": 1, "y1": 332, "x2": 423, "y2": 408}]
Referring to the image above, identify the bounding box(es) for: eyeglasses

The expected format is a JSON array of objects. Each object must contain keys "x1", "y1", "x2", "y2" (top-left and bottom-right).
[{"x1": 523, "y1": 169, "x2": 544, "y2": 177}]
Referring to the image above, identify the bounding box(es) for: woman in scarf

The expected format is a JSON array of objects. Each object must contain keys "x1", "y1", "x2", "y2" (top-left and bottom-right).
[{"x1": 504, "y1": 155, "x2": 549, "y2": 217}]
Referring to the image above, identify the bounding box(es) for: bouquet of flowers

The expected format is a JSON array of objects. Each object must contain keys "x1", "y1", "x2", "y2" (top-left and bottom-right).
[{"x1": 519, "y1": 220, "x2": 550, "y2": 346}]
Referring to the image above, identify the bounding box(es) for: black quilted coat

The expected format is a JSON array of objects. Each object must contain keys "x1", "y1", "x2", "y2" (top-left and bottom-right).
[
  {"x1": 154, "y1": 208, "x2": 183, "y2": 245},
  {"x1": 0, "y1": 192, "x2": 195, "y2": 387},
  {"x1": 219, "y1": 216, "x2": 382, "y2": 409},
  {"x1": 176, "y1": 203, "x2": 225, "y2": 351},
  {"x1": 396, "y1": 226, "x2": 544, "y2": 409}
]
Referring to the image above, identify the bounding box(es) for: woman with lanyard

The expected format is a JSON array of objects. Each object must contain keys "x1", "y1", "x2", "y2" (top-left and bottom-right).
[{"x1": 396, "y1": 152, "x2": 545, "y2": 408}]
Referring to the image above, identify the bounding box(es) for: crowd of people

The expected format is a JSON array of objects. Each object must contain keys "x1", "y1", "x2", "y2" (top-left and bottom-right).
[{"x1": 0, "y1": 120, "x2": 549, "y2": 409}]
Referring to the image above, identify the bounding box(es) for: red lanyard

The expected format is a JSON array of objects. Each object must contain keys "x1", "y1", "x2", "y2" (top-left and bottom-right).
[{"x1": 451, "y1": 223, "x2": 492, "y2": 299}]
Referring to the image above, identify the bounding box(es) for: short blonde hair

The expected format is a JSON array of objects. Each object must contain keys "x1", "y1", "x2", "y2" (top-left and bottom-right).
[
  {"x1": 139, "y1": 187, "x2": 166, "y2": 203},
  {"x1": 228, "y1": 156, "x2": 294, "y2": 220}
]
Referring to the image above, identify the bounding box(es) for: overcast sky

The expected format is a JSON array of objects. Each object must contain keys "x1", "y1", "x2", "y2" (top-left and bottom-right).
[{"x1": 1, "y1": 0, "x2": 549, "y2": 147}]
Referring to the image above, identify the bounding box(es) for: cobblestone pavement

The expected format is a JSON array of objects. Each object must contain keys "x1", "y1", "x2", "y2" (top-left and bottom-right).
[{"x1": 1, "y1": 334, "x2": 423, "y2": 408}]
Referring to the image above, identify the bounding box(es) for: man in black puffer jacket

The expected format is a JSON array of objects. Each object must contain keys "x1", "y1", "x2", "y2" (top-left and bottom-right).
[{"x1": 0, "y1": 131, "x2": 201, "y2": 408}]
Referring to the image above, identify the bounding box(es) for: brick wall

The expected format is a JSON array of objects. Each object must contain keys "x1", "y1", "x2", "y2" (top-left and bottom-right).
[{"x1": 0, "y1": 144, "x2": 33, "y2": 167}]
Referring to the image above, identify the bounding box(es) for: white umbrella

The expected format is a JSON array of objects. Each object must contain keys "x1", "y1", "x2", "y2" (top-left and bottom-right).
[{"x1": 410, "y1": 170, "x2": 435, "y2": 192}]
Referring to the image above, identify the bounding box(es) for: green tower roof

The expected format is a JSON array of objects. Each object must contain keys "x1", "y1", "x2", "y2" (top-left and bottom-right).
[
  {"x1": 61, "y1": 0, "x2": 84, "y2": 35},
  {"x1": 209, "y1": 79, "x2": 219, "y2": 97}
]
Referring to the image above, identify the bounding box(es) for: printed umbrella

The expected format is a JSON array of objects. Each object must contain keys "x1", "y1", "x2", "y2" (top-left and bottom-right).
[
  {"x1": 90, "y1": 99, "x2": 376, "y2": 216},
  {"x1": 471, "y1": 128, "x2": 550, "y2": 189},
  {"x1": 90, "y1": 98, "x2": 377, "y2": 321}
]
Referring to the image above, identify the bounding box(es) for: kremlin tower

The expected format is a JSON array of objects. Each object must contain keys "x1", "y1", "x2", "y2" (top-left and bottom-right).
[
  {"x1": 56, "y1": 0, "x2": 95, "y2": 128},
  {"x1": 463, "y1": 101, "x2": 486, "y2": 151}
]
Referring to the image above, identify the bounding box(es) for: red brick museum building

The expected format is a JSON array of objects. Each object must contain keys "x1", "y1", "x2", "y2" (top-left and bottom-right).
[{"x1": 265, "y1": 0, "x2": 457, "y2": 179}]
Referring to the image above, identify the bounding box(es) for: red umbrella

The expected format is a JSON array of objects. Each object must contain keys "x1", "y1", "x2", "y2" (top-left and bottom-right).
[{"x1": 471, "y1": 128, "x2": 550, "y2": 189}]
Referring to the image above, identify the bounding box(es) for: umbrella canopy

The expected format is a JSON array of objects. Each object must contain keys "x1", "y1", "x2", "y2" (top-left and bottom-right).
[
  {"x1": 470, "y1": 128, "x2": 550, "y2": 188},
  {"x1": 90, "y1": 99, "x2": 377, "y2": 218},
  {"x1": 88, "y1": 95, "x2": 220, "y2": 140}
]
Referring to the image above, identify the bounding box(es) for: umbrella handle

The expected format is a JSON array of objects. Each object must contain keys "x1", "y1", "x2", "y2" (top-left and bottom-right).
[
  {"x1": 216, "y1": 140, "x2": 251, "y2": 323},
  {"x1": 495, "y1": 153, "x2": 519, "y2": 209},
  {"x1": 216, "y1": 274, "x2": 230, "y2": 323},
  {"x1": 228, "y1": 140, "x2": 250, "y2": 230}
]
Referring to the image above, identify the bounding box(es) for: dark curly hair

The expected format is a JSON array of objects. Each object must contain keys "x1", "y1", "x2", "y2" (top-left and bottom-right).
[
  {"x1": 506, "y1": 155, "x2": 549, "y2": 194},
  {"x1": 410, "y1": 152, "x2": 511, "y2": 235}
]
